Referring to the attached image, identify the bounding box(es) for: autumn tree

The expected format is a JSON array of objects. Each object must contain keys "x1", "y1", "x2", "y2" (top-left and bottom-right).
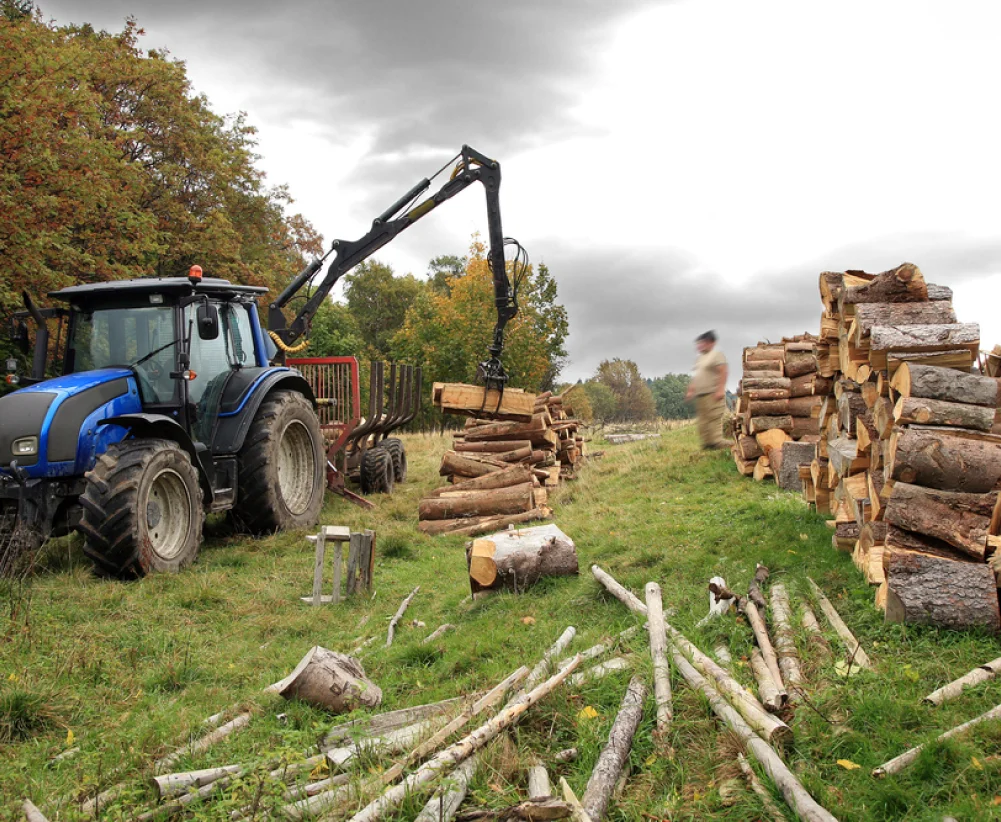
[
  {"x1": 306, "y1": 299, "x2": 364, "y2": 357},
  {"x1": 0, "y1": 9, "x2": 320, "y2": 368},
  {"x1": 393, "y1": 239, "x2": 569, "y2": 420},
  {"x1": 650, "y1": 373, "x2": 694, "y2": 419},
  {"x1": 582, "y1": 380, "x2": 618, "y2": 424},
  {"x1": 594, "y1": 359, "x2": 656, "y2": 421}
]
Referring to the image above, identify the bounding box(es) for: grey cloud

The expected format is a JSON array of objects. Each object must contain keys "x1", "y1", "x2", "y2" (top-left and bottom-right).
[{"x1": 546, "y1": 231, "x2": 1001, "y2": 384}]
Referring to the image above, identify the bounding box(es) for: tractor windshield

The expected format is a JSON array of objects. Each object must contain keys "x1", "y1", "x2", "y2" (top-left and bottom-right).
[{"x1": 67, "y1": 305, "x2": 177, "y2": 402}]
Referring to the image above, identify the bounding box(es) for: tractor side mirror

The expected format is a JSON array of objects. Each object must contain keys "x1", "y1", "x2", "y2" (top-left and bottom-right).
[
  {"x1": 196, "y1": 302, "x2": 220, "y2": 340},
  {"x1": 10, "y1": 319, "x2": 29, "y2": 354}
]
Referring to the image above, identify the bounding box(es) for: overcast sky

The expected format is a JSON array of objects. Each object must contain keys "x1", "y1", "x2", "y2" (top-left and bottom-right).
[{"x1": 39, "y1": 1, "x2": 1001, "y2": 385}]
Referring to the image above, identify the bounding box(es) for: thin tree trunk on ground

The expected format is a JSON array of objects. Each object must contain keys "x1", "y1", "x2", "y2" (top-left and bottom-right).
[
  {"x1": 413, "y1": 755, "x2": 479, "y2": 822},
  {"x1": 736, "y1": 754, "x2": 790, "y2": 822},
  {"x1": 644, "y1": 583, "x2": 673, "y2": 736},
  {"x1": 22, "y1": 801, "x2": 48, "y2": 822},
  {"x1": 743, "y1": 601, "x2": 786, "y2": 700},
  {"x1": 591, "y1": 565, "x2": 647, "y2": 615},
  {"x1": 670, "y1": 650, "x2": 838, "y2": 822},
  {"x1": 581, "y1": 676, "x2": 648, "y2": 822},
  {"x1": 387, "y1": 587, "x2": 420, "y2": 647},
  {"x1": 346, "y1": 656, "x2": 583, "y2": 822},
  {"x1": 873, "y1": 703, "x2": 1001, "y2": 778},
  {"x1": 770, "y1": 584, "x2": 805, "y2": 702},
  {"x1": 153, "y1": 712, "x2": 253, "y2": 774},
  {"x1": 750, "y1": 648, "x2": 785, "y2": 712},
  {"x1": 806, "y1": 579, "x2": 872, "y2": 670},
  {"x1": 922, "y1": 657, "x2": 1001, "y2": 707}
]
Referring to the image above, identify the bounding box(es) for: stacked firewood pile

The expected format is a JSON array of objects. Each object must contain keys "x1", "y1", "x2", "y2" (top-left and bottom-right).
[
  {"x1": 730, "y1": 335, "x2": 828, "y2": 487},
  {"x1": 417, "y1": 385, "x2": 586, "y2": 537},
  {"x1": 732, "y1": 262, "x2": 1001, "y2": 630}
]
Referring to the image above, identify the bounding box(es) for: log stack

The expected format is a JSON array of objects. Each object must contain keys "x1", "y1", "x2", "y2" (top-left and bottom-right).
[
  {"x1": 419, "y1": 387, "x2": 587, "y2": 536},
  {"x1": 730, "y1": 336, "x2": 826, "y2": 489},
  {"x1": 734, "y1": 262, "x2": 1001, "y2": 631}
]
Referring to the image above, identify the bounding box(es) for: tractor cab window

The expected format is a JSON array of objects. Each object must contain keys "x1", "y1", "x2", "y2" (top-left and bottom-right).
[
  {"x1": 67, "y1": 305, "x2": 176, "y2": 403},
  {"x1": 185, "y1": 302, "x2": 255, "y2": 443}
]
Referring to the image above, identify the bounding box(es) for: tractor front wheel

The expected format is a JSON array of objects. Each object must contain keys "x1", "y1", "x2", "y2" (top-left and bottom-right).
[
  {"x1": 233, "y1": 391, "x2": 324, "y2": 534},
  {"x1": 79, "y1": 439, "x2": 204, "y2": 578}
]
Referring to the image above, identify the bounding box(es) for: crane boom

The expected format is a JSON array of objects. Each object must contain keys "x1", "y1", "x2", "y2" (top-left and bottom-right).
[{"x1": 268, "y1": 145, "x2": 520, "y2": 388}]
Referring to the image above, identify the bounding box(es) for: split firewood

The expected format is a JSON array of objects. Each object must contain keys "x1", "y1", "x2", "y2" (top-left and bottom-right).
[
  {"x1": 387, "y1": 586, "x2": 420, "y2": 647},
  {"x1": 670, "y1": 649, "x2": 837, "y2": 822},
  {"x1": 423, "y1": 624, "x2": 457, "y2": 644},
  {"x1": 644, "y1": 583, "x2": 673, "y2": 735},
  {"x1": 413, "y1": 755, "x2": 480, "y2": 822},
  {"x1": 750, "y1": 648, "x2": 785, "y2": 713},
  {"x1": 528, "y1": 761, "x2": 554, "y2": 801},
  {"x1": 665, "y1": 622, "x2": 792, "y2": 747},
  {"x1": 590, "y1": 565, "x2": 647, "y2": 615},
  {"x1": 580, "y1": 676, "x2": 647, "y2": 822},
  {"x1": 806, "y1": 579, "x2": 872, "y2": 670},
  {"x1": 769, "y1": 584, "x2": 805, "y2": 702},
  {"x1": 736, "y1": 753, "x2": 790, "y2": 822},
  {"x1": 346, "y1": 656, "x2": 583, "y2": 822},
  {"x1": 554, "y1": 748, "x2": 579, "y2": 764},
  {"x1": 381, "y1": 666, "x2": 529, "y2": 783},
  {"x1": 153, "y1": 712, "x2": 253, "y2": 774},
  {"x1": 21, "y1": 800, "x2": 48, "y2": 822},
  {"x1": 922, "y1": 657, "x2": 1001, "y2": 707},
  {"x1": 568, "y1": 657, "x2": 632, "y2": 687},
  {"x1": 873, "y1": 703, "x2": 1001, "y2": 778},
  {"x1": 273, "y1": 648, "x2": 382, "y2": 713}
]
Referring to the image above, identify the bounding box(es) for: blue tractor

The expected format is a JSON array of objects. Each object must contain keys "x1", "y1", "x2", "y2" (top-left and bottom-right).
[{"x1": 0, "y1": 145, "x2": 523, "y2": 577}]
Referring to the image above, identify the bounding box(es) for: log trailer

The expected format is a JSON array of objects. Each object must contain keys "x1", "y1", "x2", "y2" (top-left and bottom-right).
[{"x1": 0, "y1": 146, "x2": 523, "y2": 577}]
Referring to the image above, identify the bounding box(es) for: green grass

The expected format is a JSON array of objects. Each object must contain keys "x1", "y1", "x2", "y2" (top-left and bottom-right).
[{"x1": 2, "y1": 426, "x2": 1001, "y2": 820}]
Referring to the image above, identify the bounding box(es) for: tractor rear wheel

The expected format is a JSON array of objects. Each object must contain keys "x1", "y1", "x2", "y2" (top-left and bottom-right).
[
  {"x1": 79, "y1": 439, "x2": 204, "y2": 578},
  {"x1": 233, "y1": 391, "x2": 324, "y2": 534},
  {"x1": 360, "y1": 447, "x2": 394, "y2": 494},
  {"x1": 382, "y1": 438, "x2": 408, "y2": 483}
]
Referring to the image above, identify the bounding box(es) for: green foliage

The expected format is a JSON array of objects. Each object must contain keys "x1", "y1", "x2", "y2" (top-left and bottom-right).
[
  {"x1": 0, "y1": 686, "x2": 59, "y2": 742},
  {"x1": 344, "y1": 261, "x2": 426, "y2": 358},
  {"x1": 650, "y1": 372, "x2": 695, "y2": 419},
  {"x1": 426, "y1": 253, "x2": 467, "y2": 294},
  {"x1": 594, "y1": 358, "x2": 657, "y2": 421},
  {"x1": 306, "y1": 298, "x2": 364, "y2": 357},
  {"x1": 0, "y1": 12, "x2": 321, "y2": 359},
  {"x1": 582, "y1": 380, "x2": 617, "y2": 423}
]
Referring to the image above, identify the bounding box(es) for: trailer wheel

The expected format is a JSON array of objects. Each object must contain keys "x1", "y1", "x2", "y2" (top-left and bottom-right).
[
  {"x1": 79, "y1": 439, "x2": 204, "y2": 578},
  {"x1": 360, "y1": 447, "x2": 394, "y2": 494},
  {"x1": 382, "y1": 438, "x2": 408, "y2": 483},
  {"x1": 233, "y1": 390, "x2": 324, "y2": 534}
]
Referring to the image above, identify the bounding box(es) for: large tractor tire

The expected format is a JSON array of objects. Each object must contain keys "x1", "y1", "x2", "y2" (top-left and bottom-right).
[
  {"x1": 233, "y1": 391, "x2": 324, "y2": 535},
  {"x1": 79, "y1": 439, "x2": 204, "y2": 578},
  {"x1": 360, "y1": 447, "x2": 394, "y2": 494},
  {"x1": 382, "y1": 438, "x2": 408, "y2": 483}
]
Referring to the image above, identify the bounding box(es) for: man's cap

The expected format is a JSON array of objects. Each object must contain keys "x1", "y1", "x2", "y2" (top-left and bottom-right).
[{"x1": 696, "y1": 330, "x2": 717, "y2": 343}]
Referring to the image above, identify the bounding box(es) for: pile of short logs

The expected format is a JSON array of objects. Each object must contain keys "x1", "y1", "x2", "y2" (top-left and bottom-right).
[
  {"x1": 419, "y1": 385, "x2": 586, "y2": 537},
  {"x1": 730, "y1": 335, "x2": 827, "y2": 486},
  {"x1": 732, "y1": 262, "x2": 1001, "y2": 631}
]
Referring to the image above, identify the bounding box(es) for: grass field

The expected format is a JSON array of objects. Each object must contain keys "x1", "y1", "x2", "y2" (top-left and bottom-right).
[{"x1": 3, "y1": 425, "x2": 1001, "y2": 821}]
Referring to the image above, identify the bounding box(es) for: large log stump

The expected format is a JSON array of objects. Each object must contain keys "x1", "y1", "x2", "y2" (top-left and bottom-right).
[
  {"x1": 885, "y1": 552, "x2": 1000, "y2": 631},
  {"x1": 882, "y1": 483, "x2": 995, "y2": 559},
  {"x1": 888, "y1": 429, "x2": 1001, "y2": 492},
  {"x1": 466, "y1": 523, "x2": 578, "y2": 596},
  {"x1": 273, "y1": 647, "x2": 383, "y2": 712}
]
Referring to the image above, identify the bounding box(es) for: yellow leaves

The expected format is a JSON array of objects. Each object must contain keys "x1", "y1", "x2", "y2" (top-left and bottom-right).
[
  {"x1": 310, "y1": 759, "x2": 330, "y2": 779},
  {"x1": 834, "y1": 660, "x2": 861, "y2": 678},
  {"x1": 972, "y1": 756, "x2": 984, "y2": 771},
  {"x1": 837, "y1": 759, "x2": 861, "y2": 771},
  {"x1": 901, "y1": 664, "x2": 920, "y2": 682},
  {"x1": 799, "y1": 533, "x2": 809, "y2": 540},
  {"x1": 521, "y1": 616, "x2": 536, "y2": 626},
  {"x1": 66, "y1": 729, "x2": 75, "y2": 747},
  {"x1": 7, "y1": 672, "x2": 16, "y2": 682},
  {"x1": 645, "y1": 754, "x2": 658, "y2": 766},
  {"x1": 578, "y1": 706, "x2": 598, "y2": 720}
]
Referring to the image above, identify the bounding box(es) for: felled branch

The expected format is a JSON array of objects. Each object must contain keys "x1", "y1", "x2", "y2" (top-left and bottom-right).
[
  {"x1": 807, "y1": 578, "x2": 872, "y2": 670},
  {"x1": 387, "y1": 586, "x2": 420, "y2": 647}
]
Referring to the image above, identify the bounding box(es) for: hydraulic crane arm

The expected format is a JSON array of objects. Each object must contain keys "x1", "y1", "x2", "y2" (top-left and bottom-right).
[{"x1": 268, "y1": 145, "x2": 521, "y2": 388}]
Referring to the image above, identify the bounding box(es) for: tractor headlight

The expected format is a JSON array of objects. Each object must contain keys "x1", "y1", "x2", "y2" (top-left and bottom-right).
[{"x1": 11, "y1": 437, "x2": 37, "y2": 456}]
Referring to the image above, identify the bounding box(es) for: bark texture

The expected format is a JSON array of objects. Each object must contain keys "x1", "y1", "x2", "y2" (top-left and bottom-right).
[{"x1": 885, "y1": 551, "x2": 1000, "y2": 631}]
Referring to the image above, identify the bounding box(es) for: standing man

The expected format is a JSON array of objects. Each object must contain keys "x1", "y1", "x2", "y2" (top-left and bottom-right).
[{"x1": 685, "y1": 330, "x2": 728, "y2": 450}]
